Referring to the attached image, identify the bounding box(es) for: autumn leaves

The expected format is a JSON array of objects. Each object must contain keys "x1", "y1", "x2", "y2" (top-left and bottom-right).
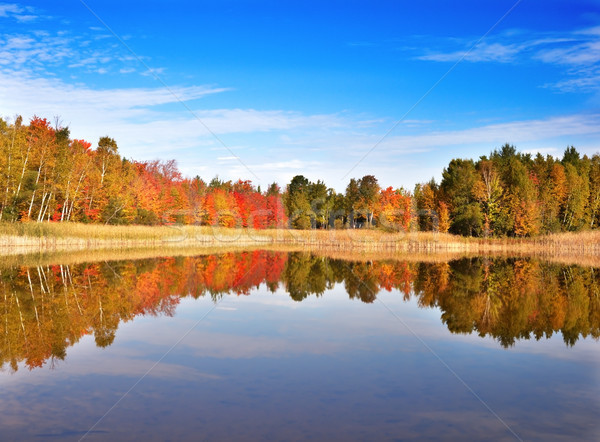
[{"x1": 1, "y1": 116, "x2": 598, "y2": 237}]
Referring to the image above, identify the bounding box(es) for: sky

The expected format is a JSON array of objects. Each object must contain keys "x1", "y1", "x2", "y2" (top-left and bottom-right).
[{"x1": 1, "y1": 0, "x2": 600, "y2": 191}]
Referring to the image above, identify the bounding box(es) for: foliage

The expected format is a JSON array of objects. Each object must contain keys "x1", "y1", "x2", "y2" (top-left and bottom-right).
[
  {"x1": 1, "y1": 115, "x2": 599, "y2": 237},
  {"x1": 0, "y1": 116, "x2": 286, "y2": 229}
]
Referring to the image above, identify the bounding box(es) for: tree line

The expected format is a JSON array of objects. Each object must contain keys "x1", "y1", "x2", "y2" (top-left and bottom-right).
[
  {"x1": 2, "y1": 115, "x2": 599, "y2": 236},
  {"x1": 284, "y1": 144, "x2": 600, "y2": 236},
  {"x1": 0, "y1": 116, "x2": 286, "y2": 227}
]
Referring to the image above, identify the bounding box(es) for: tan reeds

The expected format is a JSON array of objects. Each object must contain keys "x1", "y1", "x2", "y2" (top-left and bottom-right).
[{"x1": 0, "y1": 222, "x2": 599, "y2": 265}]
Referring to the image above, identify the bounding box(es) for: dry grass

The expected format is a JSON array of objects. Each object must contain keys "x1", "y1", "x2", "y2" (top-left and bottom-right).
[
  {"x1": 4, "y1": 243, "x2": 600, "y2": 270},
  {"x1": 0, "y1": 222, "x2": 599, "y2": 263},
  {"x1": 0, "y1": 244, "x2": 300, "y2": 268}
]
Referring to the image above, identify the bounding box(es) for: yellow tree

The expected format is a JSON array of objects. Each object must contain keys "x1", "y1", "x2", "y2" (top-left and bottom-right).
[
  {"x1": 88, "y1": 136, "x2": 120, "y2": 218},
  {"x1": 414, "y1": 181, "x2": 437, "y2": 231},
  {"x1": 474, "y1": 160, "x2": 503, "y2": 237},
  {"x1": 505, "y1": 159, "x2": 540, "y2": 237},
  {"x1": 549, "y1": 163, "x2": 567, "y2": 229},
  {"x1": 60, "y1": 139, "x2": 94, "y2": 221},
  {"x1": 562, "y1": 163, "x2": 589, "y2": 230},
  {"x1": 22, "y1": 117, "x2": 58, "y2": 221},
  {"x1": 437, "y1": 201, "x2": 451, "y2": 233},
  {"x1": 588, "y1": 155, "x2": 600, "y2": 228}
]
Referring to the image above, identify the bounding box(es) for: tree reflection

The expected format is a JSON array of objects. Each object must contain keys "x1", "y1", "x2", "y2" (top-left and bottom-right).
[{"x1": 1, "y1": 252, "x2": 600, "y2": 371}]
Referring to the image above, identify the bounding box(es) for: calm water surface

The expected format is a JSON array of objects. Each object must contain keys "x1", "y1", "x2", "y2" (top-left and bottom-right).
[{"x1": 0, "y1": 252, "x2": 598, "y2": 441}]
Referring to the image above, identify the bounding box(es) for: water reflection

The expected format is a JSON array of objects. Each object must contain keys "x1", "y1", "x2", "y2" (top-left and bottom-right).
[{"x1": 2, "y1": 251, "x2": 600, "y2": 371}]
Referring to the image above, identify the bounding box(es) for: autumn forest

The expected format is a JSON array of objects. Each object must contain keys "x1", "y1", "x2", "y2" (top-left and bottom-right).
[{"x1": 1, "y1": 115, "x2": 599, "y2": 237}]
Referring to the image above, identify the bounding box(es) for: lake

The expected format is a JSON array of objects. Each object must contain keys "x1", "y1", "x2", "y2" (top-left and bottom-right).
[{"x1": 0, "y1": 251, "x2": 598, "y2": 441}]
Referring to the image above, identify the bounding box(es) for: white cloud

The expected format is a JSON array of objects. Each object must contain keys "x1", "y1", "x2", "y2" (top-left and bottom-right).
[
  {"x1": 417, "y1": 27, "x2": 600, "y2": 92},
  {"x1": 141, "y1": 66, "x2": 167, "y2": 76},
  {"x1": 184, "y1": 108, "x2": 345, "y2": 134},
  {"x1": 0, "y1": 32, "x2": 74, "y2": 69},
  {"x1": 0, "y1": 3, "x2": 38, "y2": 22},
  {"x1": 222, "y1": 160, "x2": 327, "y2": 188},
  {"x1": 0, "y1": 20, "x2": 139, "y2": 76},
  {"x1": 419, "y1": 42, "x2": 521, "y2": 63},
  {"x1": 0, "y1": 71, "x2": 228, "y2": 113},
  {"x1": 0, "y1": 68, "x2": 230, "y2": 162},
  {"x1": 380, "y1": 114, "x2": 600, "y2": 152},
  {"x1": 0, "y1": 66, "x2": 351, "y2": 189},
  {"x1": 251, "y1": 114, "x2": 600, "y2": 190},
  {"x1": 401, "y1": 119, "x2": 434, "y2": 125},
  {"x1": 14, "y1": 13, "x2": 35, "y2": 22},
  {"x1": 522, "y1": 147, "x2": 559, "y2": 156},
  {"x1": 544, "y1": 67, "x2": 600, "y2": 92},
  {"x1": 0, "y1": 4, "x2": 21, "y2": 16},
  {"x1": 417, "y1": 30, "x2": 595, "y2": 65},
  {"x1": 534, "y1": 41, "x2": 600, "y2": 66}
]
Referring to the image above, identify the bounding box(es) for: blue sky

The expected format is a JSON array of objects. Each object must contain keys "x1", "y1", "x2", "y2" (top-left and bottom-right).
[{"x1": 1, "y1": 1, "x2": 600, "y2": 191}]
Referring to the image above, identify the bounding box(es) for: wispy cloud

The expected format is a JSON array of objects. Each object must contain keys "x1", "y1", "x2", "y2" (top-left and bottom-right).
[
  {"x1": 416, "y1": 27, "x2": 600, "y2": 92},
  {"x1": 0, "y1": 3, "x2": 21, "y2": 16},
  {"x1": 416, "y1": 32, "x2": 583, "y2": 64},
  {"x1": 0, "y1": 33, "x2": 73, "y2": 68},
  {"x1": 534, "y1": 40, "x2": 600, "y2": 65},
  {"x1": 0, "y1": 67, "x2": 350, "y2": 186},
  {"x1": 257, "y1": 113, "x2": 600, "y2": 189},
  {"x1": 0, "y1": 2, "x2": 38, "y2": 22},
  {"x1": 0, "y1": 11, "x2": 140, "y2": 77},
  {"x1": 522, "y1": 147, "x2": 559, "y2": 156},
  {"x1": 13, "y1": 13, "x2": 35, "y2": 22},
  {"x1": 381, "y1": 114, "x2": 600, "y2": 152},
  {"x1": 419, "y1": 42, "x2": 522, "y2": 63},
  {"x1": 0, "y1": 71, "x2": 229, "y2": 114},
  {"x1": 547, "y1": 68, "x2": 600, "y2": 92},
  {"x1": 185, "y1": 108, "x2": 345, "y2": 134}
]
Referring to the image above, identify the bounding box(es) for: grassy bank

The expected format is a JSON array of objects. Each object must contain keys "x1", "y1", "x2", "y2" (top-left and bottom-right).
[
  {"x1": 0, "y1": 222, "x2": 599, "y2": 259},
  {"x1": 7, "y1": 246, "x2": 600, "y2": 270}
]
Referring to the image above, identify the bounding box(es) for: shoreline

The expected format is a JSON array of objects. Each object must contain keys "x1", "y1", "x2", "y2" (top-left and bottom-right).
[
  {"x1": 1, "y1": 222, "x2": 600, "y2": 267},
  {"x1": 4, "y1": 246, "x2": 600, "y2": 270}
]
